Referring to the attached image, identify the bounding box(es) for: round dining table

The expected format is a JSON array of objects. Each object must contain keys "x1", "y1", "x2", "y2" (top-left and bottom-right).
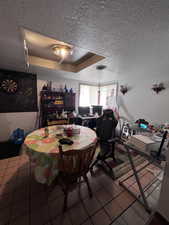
[{"x1": 23, "y1": 125, "x2": 97, "y2": 185}]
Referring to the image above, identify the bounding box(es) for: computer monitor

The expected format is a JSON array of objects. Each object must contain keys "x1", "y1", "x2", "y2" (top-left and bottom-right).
[
  {"x1": 78, "y1": 106, "x2": 90, "y2": 116},
  {"x1": 92, "y1": 105, "x2": 103, "y2": 116}
]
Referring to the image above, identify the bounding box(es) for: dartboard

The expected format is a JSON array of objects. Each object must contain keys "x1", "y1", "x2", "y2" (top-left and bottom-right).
[{"x1": 1, "y1": 79, "x2": 18, "y2": 93}]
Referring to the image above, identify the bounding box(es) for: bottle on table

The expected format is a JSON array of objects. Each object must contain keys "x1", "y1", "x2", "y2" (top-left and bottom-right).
[{"x1": 44, "y1": 127, "x2": 49, "y2": 137}]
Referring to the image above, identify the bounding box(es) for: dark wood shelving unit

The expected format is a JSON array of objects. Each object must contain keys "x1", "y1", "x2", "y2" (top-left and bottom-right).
[{"x1": 39, "y1": 90, "x2": 76, "y2": 127}]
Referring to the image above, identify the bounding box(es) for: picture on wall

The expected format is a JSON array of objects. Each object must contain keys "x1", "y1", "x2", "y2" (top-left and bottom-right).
[{"x1": 0, "y1": 69, "x2": 38, "y2": 113}]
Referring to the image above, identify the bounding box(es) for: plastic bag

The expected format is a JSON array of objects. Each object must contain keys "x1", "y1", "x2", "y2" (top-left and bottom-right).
[{"x1": 10, "y1": 128, "x2": 25, "y2": 145}]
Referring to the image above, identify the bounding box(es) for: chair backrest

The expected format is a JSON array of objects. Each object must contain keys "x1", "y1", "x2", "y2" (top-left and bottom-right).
[
  {"x1": 58, "y1": 143, "x2": 97, "y2": 174},
  {"x1": 96, "y1": 109, "x2": 118, "y2": 141}
]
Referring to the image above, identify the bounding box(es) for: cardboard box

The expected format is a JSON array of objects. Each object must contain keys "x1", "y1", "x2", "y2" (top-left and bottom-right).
[{"x1": 128, "y1": 135, "x2": 155, "y2": 152}]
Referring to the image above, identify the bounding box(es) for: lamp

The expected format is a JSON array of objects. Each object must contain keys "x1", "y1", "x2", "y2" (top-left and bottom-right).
[
  {"x1": 52, "y1": 44, "x2": 73, "y2": 64},
  {"x1": 96, "y1": 65, "x2": 107, "y2": 105},
  {"x1": 120, "y1": 85, "x2": 128, "y2": 95},
  {"x1": 152, "y1": 83, "x2": 165, "y2": 94}
]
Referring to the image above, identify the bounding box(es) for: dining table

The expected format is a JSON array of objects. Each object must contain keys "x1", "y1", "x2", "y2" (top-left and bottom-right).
[{"x1": 23, "y1": 125, "x2": 97, "y2": 185}]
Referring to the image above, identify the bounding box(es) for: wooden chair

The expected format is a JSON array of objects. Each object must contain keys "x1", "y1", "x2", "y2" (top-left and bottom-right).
[{"x1": 57, "y1": 142, "x2": 97, "y2": 211}]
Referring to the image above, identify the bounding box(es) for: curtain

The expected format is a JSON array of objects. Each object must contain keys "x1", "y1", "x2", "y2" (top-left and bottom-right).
[{"x1": 100, "y1": 83, "x2": 119, "y2": 119}]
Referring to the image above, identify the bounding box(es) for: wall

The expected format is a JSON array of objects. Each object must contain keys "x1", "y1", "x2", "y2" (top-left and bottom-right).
[
  {"x1": 0, "y1": 71, "x2": 80, "y2": 141},
  {"x1": 113, "y1": 74, "x2": 169, "y2": 124},
  {"x1": 0, "y1": 65, "x2": 169, "y2": 141}
]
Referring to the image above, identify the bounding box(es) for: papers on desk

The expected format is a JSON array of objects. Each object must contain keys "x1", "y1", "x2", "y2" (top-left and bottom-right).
[
  {"x1": 152, "y1": 134, "x2": 162, "y2": 142},
  {"x1": 128, "y1": 134, "x2": 155, "y2": 152}
]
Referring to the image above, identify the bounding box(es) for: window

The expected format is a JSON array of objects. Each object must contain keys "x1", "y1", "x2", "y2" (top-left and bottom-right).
[
  {"x1": 79, "y1": 83, "x2": 118, "y2": 108},
  {"x1": 79, "y1": 84, "x2": 98, "y2": 106}
]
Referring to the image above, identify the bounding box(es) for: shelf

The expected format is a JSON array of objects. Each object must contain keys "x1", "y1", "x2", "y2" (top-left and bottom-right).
[
  {"x1": 41, "y1": 90, "x2": 74, "y2": 94},
  {"x1": 42, "y1": 106, "x2": 64, "y2": 109},
  {"x1": 41, "y1": 90, "x2": 64, "y2": 94},
  {"x1": 47, "y1": 119, "x2": 69, "y2": 126},
  {"x1": 40, "y1": 90, "x2": 75, "y2": 127}
]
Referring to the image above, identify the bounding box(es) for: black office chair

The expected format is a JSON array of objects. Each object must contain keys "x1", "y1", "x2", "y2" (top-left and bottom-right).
[
  {"x1": 90, "y1": 109, "x2": 118, "y2": 172},
  {"x1": 74, "y1": 117, "x2": 83, "y2": 125},
  {"x1": 69, "y1": 117, "x2": 82, "y2": 126},
  {"x1": 88, "y1": 118, "x2": 97, "y2": 130},
  {"x1": 92, "y1": 105, "x2": 103, "y2": 116}
]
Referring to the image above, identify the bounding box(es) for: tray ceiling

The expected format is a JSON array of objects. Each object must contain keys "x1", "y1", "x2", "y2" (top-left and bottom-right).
[{"x1": 22, "y1": 28, "x2": 105, "y2": 73}]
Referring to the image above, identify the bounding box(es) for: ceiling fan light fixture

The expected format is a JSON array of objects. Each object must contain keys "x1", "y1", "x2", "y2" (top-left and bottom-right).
[{"x1": 52, "y1": 44, "x2": 73, "y2": 63}]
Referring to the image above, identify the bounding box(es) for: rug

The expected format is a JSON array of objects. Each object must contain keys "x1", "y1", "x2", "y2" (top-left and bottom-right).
[{"x1": 94, "y1": 143, "x2": 146, "y2": 179}]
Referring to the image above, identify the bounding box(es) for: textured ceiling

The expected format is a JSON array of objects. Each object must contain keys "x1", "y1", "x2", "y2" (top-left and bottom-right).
[{"x1": 0, "y1": 0, "x2": 169, "y2": 83}]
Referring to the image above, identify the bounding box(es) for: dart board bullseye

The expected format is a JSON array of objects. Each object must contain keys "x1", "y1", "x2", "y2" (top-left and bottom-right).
[{"x1": 1, "y1": 79, "x2": 18, "y2": 93}]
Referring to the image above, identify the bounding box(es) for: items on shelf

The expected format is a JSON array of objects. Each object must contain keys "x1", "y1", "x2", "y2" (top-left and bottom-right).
[
  {"x1": 47, "y1": 110, "x2": 67, "y2": 121},
  {"x1": 39, "y1": 87, "x2": 76, "y2": 127},
  {"x1": 42, "y1": 81, "x2": 74, "y2": 94},
  {"x1": 64, "y1": 85, "x2": 68, "y2": 93},
  {"x1": 128, "y1": 119, "x2": 169, "y2": 137},
  {"x1": 42, "y1": 84, "x2": 48, "y2": 91},
  {"x1": 47, "y1": 81, "x2": 52, "y2": 91},
  {"x1": 69, "y1": 88, "x2": 73, "y2": 93},
  {"x1": 59, "y1": 84, "x2": 64, "y2": 92}
]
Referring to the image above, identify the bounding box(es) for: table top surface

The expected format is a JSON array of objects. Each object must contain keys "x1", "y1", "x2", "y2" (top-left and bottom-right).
[{"x1": 24, "y1": 125, "x2": 97, "y2": 154}]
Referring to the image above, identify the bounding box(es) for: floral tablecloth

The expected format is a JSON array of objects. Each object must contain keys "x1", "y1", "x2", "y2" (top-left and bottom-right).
[{"x1": 23, "y1": 125, "x2": 97, "y2": 185}]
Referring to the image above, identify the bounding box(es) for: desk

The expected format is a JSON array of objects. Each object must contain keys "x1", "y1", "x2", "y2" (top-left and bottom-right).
[
  {"x1": 119, "y1": 135, "x2": 168, "y2": 212},
  {"x1": 23, "y1": 125, "x2": 97, "y2": 185},
  {"x1": 80, "y1": 116, "x2": 97, "y2": 128},
  {"x1": 81, "y1": 116, "x2": 97, "y2": 120}
]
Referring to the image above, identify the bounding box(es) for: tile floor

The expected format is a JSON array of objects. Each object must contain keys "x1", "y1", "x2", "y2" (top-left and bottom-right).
[{"x1": 0, "y1": 154, "x2": 163, "y2": 225}]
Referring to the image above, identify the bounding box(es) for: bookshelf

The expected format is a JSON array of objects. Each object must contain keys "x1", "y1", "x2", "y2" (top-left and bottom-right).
[{"x1": 39, "y1": 90, "x2": 75, "y2": 127}]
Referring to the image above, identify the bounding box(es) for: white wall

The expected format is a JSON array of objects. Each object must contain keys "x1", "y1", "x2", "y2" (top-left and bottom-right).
[{"x1": 112, "y1": 72, "x2": 169, "y2": 124}]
